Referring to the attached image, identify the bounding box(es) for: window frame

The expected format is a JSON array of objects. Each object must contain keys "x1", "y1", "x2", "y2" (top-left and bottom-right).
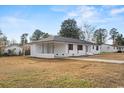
[
  {"x1": 68, "y1": 44, "x2": 73, "y2": 50},
  {"x1": 77, "y1": 45, "x2": 83, "y2": 50},
  {"x1": 96, "y1": 45, "x2": 99, "y2": 51}
]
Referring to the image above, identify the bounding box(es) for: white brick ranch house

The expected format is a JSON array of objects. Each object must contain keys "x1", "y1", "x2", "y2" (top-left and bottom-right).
[
  {"x1": 30, "y1": 36, "x2": 124, "y2": 58},
  {"x1": 30, "y1": 36, "x2": 101, "y2": 58}
]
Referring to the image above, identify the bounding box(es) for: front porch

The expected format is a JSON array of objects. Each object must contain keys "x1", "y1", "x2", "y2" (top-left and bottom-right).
[{"x1": 31, "y1": 41, "x2": 67, "y2": 58}]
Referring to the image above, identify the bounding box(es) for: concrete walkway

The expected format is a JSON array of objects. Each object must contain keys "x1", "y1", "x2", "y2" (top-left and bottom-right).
[{"x1": 67, "y1": 58, "x2": 124, "y2": 64}]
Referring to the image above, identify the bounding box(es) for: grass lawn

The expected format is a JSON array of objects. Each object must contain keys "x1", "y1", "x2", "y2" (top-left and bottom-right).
[
  {"x1": 0, "y1": 55, "x2": 124, "y2": 88},
  {"x1": 87, "y1": 52, "x2": 124, "y2": 60}
]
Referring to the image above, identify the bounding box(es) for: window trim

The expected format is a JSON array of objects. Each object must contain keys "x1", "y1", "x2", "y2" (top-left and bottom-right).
[
  {"x1": 96, "y1": 45, "x2": 99, "y2": 51},
  {"x1": 68, "y1": 44, "x2": 73, "y2": 50},
  {"x1": 77, "y1": 45, "x2": 83, "y2": 50}
]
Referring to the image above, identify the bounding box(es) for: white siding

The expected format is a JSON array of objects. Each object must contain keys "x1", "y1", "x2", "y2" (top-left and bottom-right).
[
  {"x1": 100, "y1": 44, "x2": 117, "y2": 53},
  {"x1": 54, "y1": 43, "x2": 67, "y2": 57},
  {"x1": 30, "y1": 42, "x2": 103, "y2": 58},
  {"x1": 92, "y1": 45, "x2": 101, "y2": 55},
  {"x1": 68, "y1": 43, "x2": 78, "y2": 56},
  {"x1": 4, "y1": 45, "x2": 22, "y2": 55},
  {"x1": 65, "y1": 43, "x2": 83, "y2": 56},
  {"x1": 77, "y1": 45, "x2": 86, "y2": 56},
  {"x1": 31, "y1": 44, "x2": 37, "y2": 56},
  {"x1": 30, "y1": 43, "x2": 55, "y2": 58}
]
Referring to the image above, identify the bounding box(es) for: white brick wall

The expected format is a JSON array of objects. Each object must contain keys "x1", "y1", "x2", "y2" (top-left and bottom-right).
[{"x1": 30, "y1": 42, "x2": 101, "y2": 58}]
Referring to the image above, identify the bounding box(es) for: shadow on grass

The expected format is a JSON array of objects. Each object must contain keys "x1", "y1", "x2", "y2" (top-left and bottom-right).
[{"x1": 25, "y1": 56, "x2": 77, "y2": 63}]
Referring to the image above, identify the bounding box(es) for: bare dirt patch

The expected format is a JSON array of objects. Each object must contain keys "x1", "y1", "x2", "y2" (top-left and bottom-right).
[{"x1": 0, "y1": 56, "x2": 123, "y2": 88}]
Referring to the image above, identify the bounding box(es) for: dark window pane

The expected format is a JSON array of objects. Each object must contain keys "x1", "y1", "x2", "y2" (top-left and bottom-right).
[
  {"x1": 78, "y1": 45, "x2": 83, "y2": 50},
  {"x1": 96, "y1": 46, "x2": 99, "y2": 50},
  {"x1": 68, "y1": 44, "x2": 73, "y2": 50}
]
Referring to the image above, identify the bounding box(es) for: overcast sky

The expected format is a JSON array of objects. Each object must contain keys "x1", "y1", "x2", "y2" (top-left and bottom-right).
[{"x1": 0, "y1": 5, "x2": 124, "y2": 43}]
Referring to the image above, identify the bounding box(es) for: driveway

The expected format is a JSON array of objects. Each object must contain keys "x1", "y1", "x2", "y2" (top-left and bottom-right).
[{"x1": 67, "y1": 57, "x2": 124, "y2": 64}]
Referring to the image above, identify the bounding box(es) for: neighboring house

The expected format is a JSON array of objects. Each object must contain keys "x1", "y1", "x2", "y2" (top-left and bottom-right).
[
  {"x1": 30, "y1": 36, "x2": 101, "y2": 58},
  {"x1": 100, "y1": 44, "x2": 118, "y2": 53},
  {"x1": 4, "y1": 44, "x2": 22, "y2": 55},
  {"x1": 117, "y1": 46, "x2": 124, "y2": 52},
  {"x1": 100, "y1": 44, "x2": 124, "y2": 53}
]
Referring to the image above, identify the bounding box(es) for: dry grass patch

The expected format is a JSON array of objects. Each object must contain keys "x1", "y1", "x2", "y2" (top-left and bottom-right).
[
  {"x1": 0, "y1": 56, "x2": 123, "y2": 88},
  {"x1": 87, "y1": 53, "x2": 124, "y2": 60}
]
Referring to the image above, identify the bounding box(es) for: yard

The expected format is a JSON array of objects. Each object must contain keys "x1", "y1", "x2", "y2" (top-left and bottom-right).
[
  {"x1": 87, "y1": 52, "x2": 124, "y2": 60},
  {"x1": 0, "y1": 53, "x2": 124, "y2": 88}
]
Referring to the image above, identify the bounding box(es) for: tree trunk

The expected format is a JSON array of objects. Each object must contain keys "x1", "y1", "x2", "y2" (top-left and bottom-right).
[{"x1": 23, "y1": 44, "x2": 25, "y2": 56}]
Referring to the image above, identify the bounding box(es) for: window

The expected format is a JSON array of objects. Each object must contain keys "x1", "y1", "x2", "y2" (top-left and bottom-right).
[
  {"x1": 78, "y1": 45, "x2": 83, "y2": 50},
  {"x1": 96, "y1": 46, "x2": 99, "y2": 50},
  {"x1": 68, "y1": 44, "x2": 73, "y2": 50}
]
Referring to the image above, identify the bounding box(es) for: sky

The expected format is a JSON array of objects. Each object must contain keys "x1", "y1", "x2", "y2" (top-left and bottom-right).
[{"x1": 0, "y1": 5, "x2": 124, "y2": 44}]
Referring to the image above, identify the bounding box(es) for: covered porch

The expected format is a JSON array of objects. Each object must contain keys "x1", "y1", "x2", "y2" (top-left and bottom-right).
[{"x1": 30, "y1": 41, "x2": 67, "y2": 58}]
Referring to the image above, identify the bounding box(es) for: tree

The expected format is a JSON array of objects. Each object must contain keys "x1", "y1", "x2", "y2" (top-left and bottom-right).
[
  {"x1": 0, "y1": 30, "x2": 3, "y2": 36},
  {"x1": 0, "y1": 30, "x2": 3, "y2": 56},
  {"x1": 115, "y1": 34, "x2": 124, "y2": 46},
  {"x1": 10, "y1": 39, "x2": 17, "y2": 45},
  {"x1": 30, "y1": 29, "x2": 49, "y2": 41},
  {"x1": 0, "y1": 31, "x2": 8, "y2": 44},
  {"x1": 93, "y1": 28, "x2": 108, "y2": 45},
  {"x1": 20, "y1": 33, "x2": 28, "y2": 56},
  {"x1": 58, "y1": 19, "x2": 81, "y2": 39},
  {"x1": 109, "y1": 28, "x2": 118, "y2": 45},
  {"x1": 0, "y1": 30, "x2": 8, "y2": 56},
  {"x1": 79, "y1": 30, "x2": 85, "y2": 40},
  {"x1": 42, "y1": 33, "x2": 49, "y2": 38},
  {"x1": 2, "y1": 36, "x2": 8, "y2": 46},
  {"x1": 82, "y1": 23, "x2": 95, "y2": 42},
  {"x1": 21, "y1": 33, "x2": 28, "y2": 45}
]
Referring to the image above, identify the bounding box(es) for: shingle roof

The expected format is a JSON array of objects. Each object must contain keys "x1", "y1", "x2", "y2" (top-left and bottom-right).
[{"x1": 30, "y1": 36, "x2": 96, "y2": 45}]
